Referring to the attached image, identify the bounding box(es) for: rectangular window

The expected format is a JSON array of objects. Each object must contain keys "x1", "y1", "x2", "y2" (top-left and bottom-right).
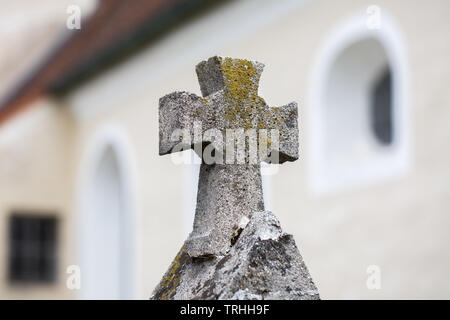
[{"x1": 8, "y1": 214, "x2": 58, "y2": 284}]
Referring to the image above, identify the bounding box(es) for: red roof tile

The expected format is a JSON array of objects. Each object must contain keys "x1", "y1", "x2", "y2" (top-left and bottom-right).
[{"x1": 0, "y1": 0, "x2": 219, "y2": 124}]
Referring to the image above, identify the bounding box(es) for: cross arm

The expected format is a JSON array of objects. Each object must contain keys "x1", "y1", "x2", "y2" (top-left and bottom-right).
[
  {"x1": 159, "y1": 91, "x2": 206, "y2": 155},
  {"x1": 263, "y1": 101, "x2": 299, "y2": 164}
]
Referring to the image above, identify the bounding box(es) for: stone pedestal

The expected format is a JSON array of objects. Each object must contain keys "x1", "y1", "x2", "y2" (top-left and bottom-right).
[{"x1": 151, "y1": 211, "x2": 319, "y2": 300}]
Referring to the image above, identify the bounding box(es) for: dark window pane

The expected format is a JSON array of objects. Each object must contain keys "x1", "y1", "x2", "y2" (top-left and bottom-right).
[
  {"x1": 8, "y1": 214, "x2": 58, "y2": 284},
  {"x1": 371, "y1": 69, "x2": 393, "y2": 145}
]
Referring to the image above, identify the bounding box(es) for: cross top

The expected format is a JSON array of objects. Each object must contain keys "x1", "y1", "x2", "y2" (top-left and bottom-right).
[
  {"x1": 159, "y1": 56, "x2": 299, "y2": 258},
  {"x1": 160, "y1": 56, "x2": 298, "y2": 164},
  {"x1": 196, "y1": 56, "x2": 263, "y2": 98}
]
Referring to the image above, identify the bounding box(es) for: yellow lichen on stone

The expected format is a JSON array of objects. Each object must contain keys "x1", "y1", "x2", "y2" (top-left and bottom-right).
[
  {"x1": 219, "y1": 57, "x2": 267, "y2": 130},
  {"x1": 214, "y1": 57, "x2": 286, "y2": 156},
  {"x1": 220, "y1": 57, "x2": 260, "y2": 100},
  {"x1": 158, "y1": 245, "x2": 185, "y2": 300}
]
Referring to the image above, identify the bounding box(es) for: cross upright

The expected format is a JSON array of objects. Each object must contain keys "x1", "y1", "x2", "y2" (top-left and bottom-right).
[{"x1": 159, "y1": 56, "x2": 299, "y2": 258}]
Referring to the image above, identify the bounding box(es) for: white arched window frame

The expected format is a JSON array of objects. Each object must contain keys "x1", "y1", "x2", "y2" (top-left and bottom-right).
[
  {"x1": 76, "y1": 124, "x2": 141, "y2": 299},
  {"x1": 308, "y1": 12, "x2": 411, "y2": 194}
]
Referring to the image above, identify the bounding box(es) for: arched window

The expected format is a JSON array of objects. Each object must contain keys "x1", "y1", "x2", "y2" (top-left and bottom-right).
[
  {"x1": 309, "y1": 14, "x2": 409, "y2": 193},
  {"x1": 323, "y1": 38, "x2": 391, "y2": 166},
  {"x1": 371, "y1": 68, "x2": 393, "y2": 145},
  {"x1": 83, "y1": 146, "x2": 123, "y2": 299},
  {"x1": 78, "y1": 127, "x2": 137, "y2": 299}
]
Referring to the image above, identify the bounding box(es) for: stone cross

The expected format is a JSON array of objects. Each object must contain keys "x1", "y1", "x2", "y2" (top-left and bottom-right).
[{"x1": 159, "y1": 56, "x2": 299, "y2": 258}]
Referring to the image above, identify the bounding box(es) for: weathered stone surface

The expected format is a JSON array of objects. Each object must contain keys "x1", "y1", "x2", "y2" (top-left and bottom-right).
[
  {"x1": 185, "y1": 163, "x2": 264, "y2": 257},
  {"x1": 159, "y1": 56, "x2": 299, "y2": 258},
  {"x1": 154, "y1": 56, "x2": 319, "y2": 299},
  {"x1": 151, "y1": 211, "x2": 319, "y2": 300},
  {"x1": 159, "y1": 56, "x2": 299, "y2": 163}
]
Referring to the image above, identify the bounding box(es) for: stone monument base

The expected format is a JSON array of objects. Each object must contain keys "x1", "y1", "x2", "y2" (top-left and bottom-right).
[{"x1": 151, "y1": 211, "x2": 320, "y2": 300}]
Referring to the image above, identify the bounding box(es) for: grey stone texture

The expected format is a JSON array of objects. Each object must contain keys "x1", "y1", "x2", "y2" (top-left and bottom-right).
[
  {"x1": 150, "y1": 211, "x2": 319, "y2": 300},
  {"x1": 159, "y1": 56, "x2": 299, "y2": 258},
  {"x1": 155, "y1": 56, "x2": 319, "y2": 299}
]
